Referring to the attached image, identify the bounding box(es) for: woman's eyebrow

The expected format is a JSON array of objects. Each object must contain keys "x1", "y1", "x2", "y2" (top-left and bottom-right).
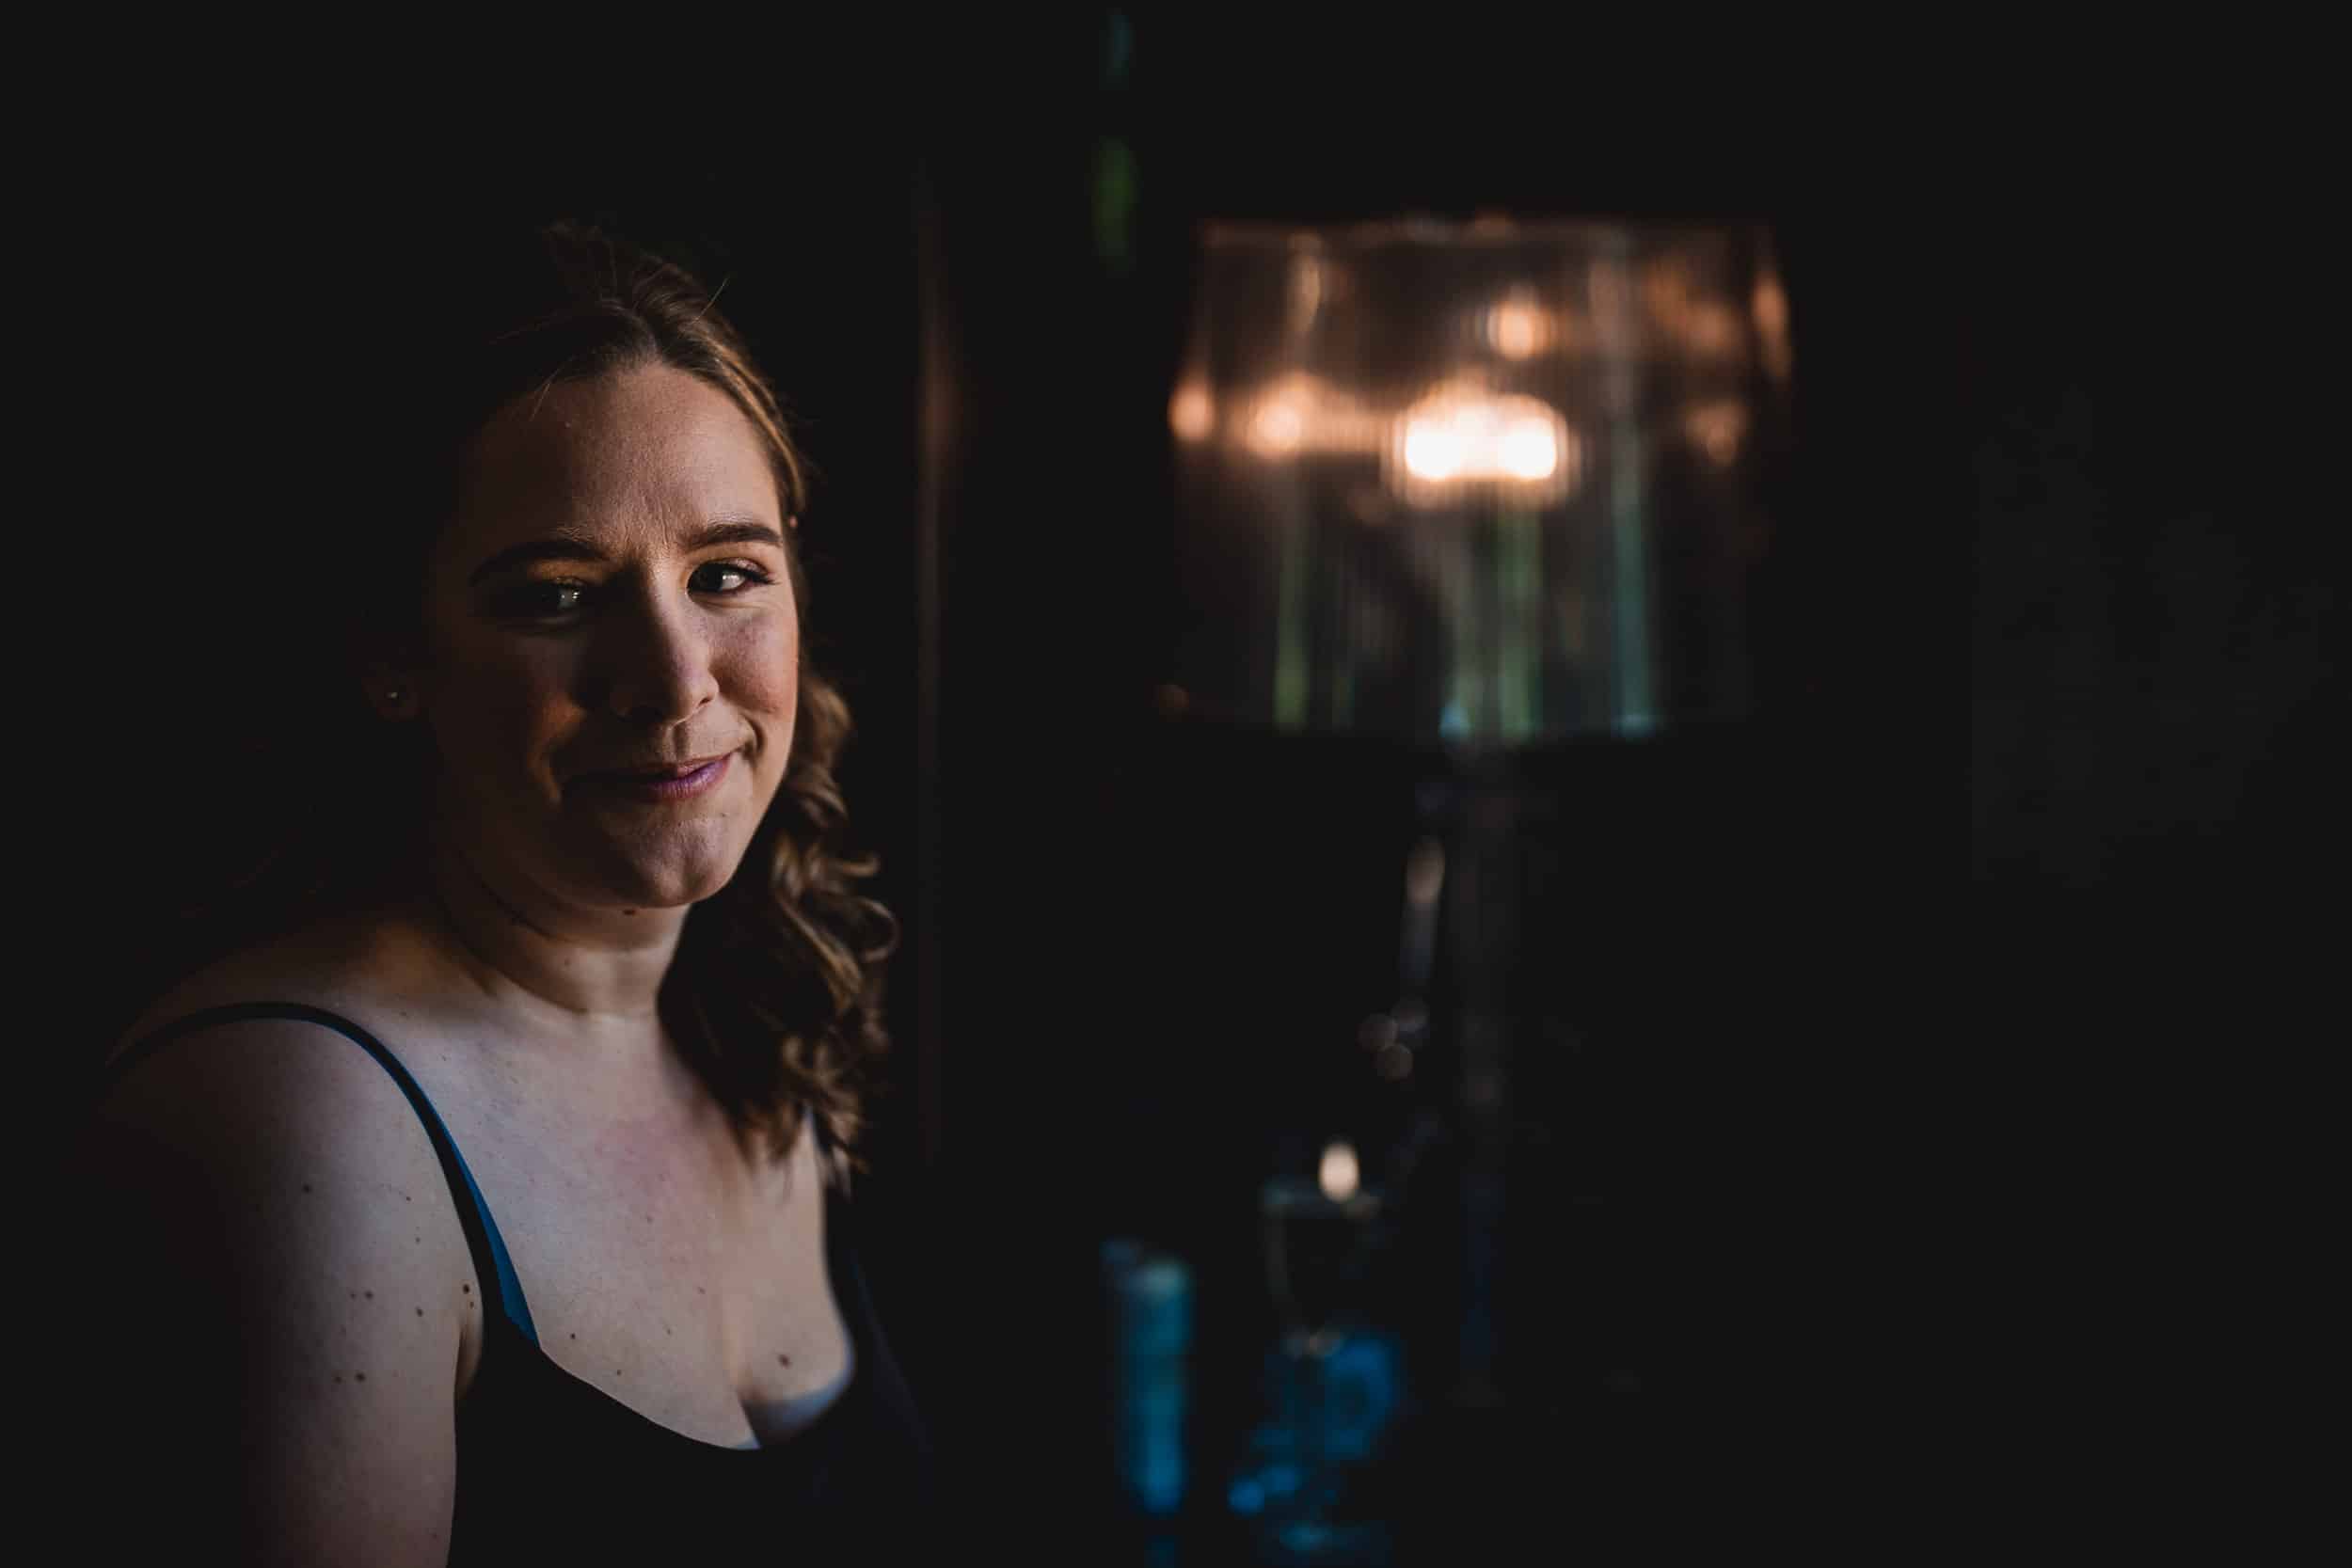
[{"x1": 468, "y1": 519, "x2": 787, "y2": 585}]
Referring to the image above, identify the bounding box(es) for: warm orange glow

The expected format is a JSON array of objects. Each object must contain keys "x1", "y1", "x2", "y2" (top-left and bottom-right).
[
  {"x1": 1239, "y1": 372, "x2": 1380, "y2": 459},
  {"x1": 1319, "y1": 1140, "x2": 1360, "y2": 1201},
  {"x1": 1685, "y1": 400, "x2": 1747, "y2": 466},
  {"x1": 1289, "y1": 253, "x2": 1327, "y2": 330},
  {"x1": 1403, "y1": 417, "x2": 1467, "y2": 481},
  {"x1": 1681, "y1": 300, "x2": 1742, "y2": 359},
  {"x1": 1486, "y1": 291, "x2": 1553, "y2": 358},
  {"x1": 1169, "y1": 381, "x2": 1215, "y2": 442},
  {"x1": 1753, "y1": 270, "x2": 1792, "y2": 381},
  {"x1": 1497, "y1": 417, "x2": 1559, "y2": 481},
  {"x1": 1753, "y1": 272, "x2": 1788, "y2": 338},
  {"x1": 1391, "y1": 387, "x2": 1578, "y2": 502},
  {"x1": 1249, "y1": 393, "x2": 1307, "y2": 456}
]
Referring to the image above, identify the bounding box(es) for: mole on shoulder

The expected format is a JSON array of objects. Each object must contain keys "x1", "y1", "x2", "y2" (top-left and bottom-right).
[
  {"x1": 301, "y1": 1182, "x2": 312, "y2": 1194},
  {"x1": 364, "y1": 1291, "x2": 373, "y2": 1300},
  {"x1": 417, "y1": 1307, "x2": 424, "y2": 1317},
  {"x1": 777, "y1": 1353, "x2": 791, "y2": 1366},
  {"x1": 356, "y1": 1372, "x2": 367, "y2": 1383}
]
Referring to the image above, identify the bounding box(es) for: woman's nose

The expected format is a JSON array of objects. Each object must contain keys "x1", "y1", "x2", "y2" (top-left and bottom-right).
[{"x1": 586, "y1": 590, "x2": 720, "y2": 725}]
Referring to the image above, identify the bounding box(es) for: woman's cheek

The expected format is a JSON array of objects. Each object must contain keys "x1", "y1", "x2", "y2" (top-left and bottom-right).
[
  {"x1": 437, "y1": 645, "x2": 578, "y2": 782},
  {"x1": 726, "y1": 619, "x2": 799, "y2": 717}
]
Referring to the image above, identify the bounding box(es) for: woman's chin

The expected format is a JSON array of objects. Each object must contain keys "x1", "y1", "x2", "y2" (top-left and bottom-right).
[{"x1": 568, "y1": 843, "x2": 750, "y2": 912}]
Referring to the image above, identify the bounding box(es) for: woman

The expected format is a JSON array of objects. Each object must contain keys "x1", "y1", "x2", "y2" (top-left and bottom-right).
[{"x1": 72, "y1": 222, "x2": 936, "y2": 1562}]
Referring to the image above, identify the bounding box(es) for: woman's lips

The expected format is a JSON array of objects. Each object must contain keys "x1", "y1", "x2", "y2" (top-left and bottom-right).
[{"x1": 578, "y1": 753, "x2": 733, "y2": 803}]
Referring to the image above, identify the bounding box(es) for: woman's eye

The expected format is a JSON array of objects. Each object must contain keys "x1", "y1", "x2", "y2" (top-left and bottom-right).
[
  {"x1": 496, "y1": 581, "x2": 585, "y2": 618},
  {"x1": 693, "y1": 562, "x2": 772, "y2": 594}
]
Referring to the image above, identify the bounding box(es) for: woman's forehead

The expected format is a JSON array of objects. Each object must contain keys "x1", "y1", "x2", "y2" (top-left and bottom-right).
[{"x1": 451, "y1": 362, "x2": 782, "y2": 547}]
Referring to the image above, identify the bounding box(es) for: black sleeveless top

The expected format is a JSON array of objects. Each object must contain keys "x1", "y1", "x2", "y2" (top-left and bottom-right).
[{"x1": 103, "y1": 1003, "x2": 940, "y2": 1563}]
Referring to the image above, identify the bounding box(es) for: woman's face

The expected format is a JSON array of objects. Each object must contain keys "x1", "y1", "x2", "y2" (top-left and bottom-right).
[{"x1": 409, "y1": 359, "x2": 800, "y2": 912}]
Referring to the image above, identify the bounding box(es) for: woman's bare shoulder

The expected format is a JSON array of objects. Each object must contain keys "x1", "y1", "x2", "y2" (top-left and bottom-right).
[
  {"x1": 73, "y1": 911, "x2": 476, "y2": 1563},
  {"x1": 112, "y1": 905, "x2": 440, "y2": 1068}
]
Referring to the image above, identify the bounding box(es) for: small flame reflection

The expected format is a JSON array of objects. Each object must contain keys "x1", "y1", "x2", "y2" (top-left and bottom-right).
[{"x1": 1319, "y1": 1140, "x2": 1359, "y2": 1201}]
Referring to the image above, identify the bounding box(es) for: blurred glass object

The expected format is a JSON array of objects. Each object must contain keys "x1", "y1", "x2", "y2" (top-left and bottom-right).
[
  {"x1": 1168, "y1": 217, "x2": 1789, "y2": 746},
  {"x1": 1262, "y1": 1175, "x2": 1383, "y2": 1342},
  {"x1": 1228, "y1": 1327, "x2": 1406, "y2": 1565},
  {"x1": 1251, "y1": 1165, "x2": 1401, "y2": 1563},
  {"x1": 1102, "y1": 1240, "x2": 1194, "y2": 1519}
]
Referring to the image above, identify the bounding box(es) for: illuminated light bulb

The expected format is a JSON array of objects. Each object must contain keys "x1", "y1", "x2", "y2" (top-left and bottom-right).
[
  {"x1": 1169, "y1": 381, "x2": 1215, "y2": 442},
  {"x1": 1498, "y1": 417, "x2": 1559, "y2": 480},
  {"x1": 1319, "y1": 1140, "x2": 1359, "y2": 1202},
  {"x1": 1403, "y1": 417, "x2": 1468, "y2": 480},
  {"x1": 1393, "y1": 388, "x2": 1577, "y2": 501}
]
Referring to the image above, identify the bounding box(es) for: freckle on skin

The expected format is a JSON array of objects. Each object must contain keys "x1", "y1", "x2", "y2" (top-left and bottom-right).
[
  {"x1": 301, "y1": 1183, "x2": 312, "y2": 1194},
  {"x1": 778, "y1": 1354, "x2": 790, "y2": 1366},
  {"x1": 356, "y1": 1372, "x2": 367, "y2": 1383},
  {"x1": 364, "y1": 1291, "x2": 373, "y2": 1300}
]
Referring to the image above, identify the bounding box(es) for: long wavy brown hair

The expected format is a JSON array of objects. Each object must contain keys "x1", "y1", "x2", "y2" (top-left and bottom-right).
[{"x1": 162, "y1": 221, "x2": 897, "y2": 1181}]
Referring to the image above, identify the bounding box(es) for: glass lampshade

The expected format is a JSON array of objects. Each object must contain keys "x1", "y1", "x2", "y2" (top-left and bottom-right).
[{"x1": 1167, "y1": 216, "x2": 1791, "y2": 746}]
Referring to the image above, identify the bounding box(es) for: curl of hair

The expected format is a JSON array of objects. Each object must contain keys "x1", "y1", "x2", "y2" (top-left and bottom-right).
[{"x1": 161, "y1": 221, "x2": 895, "y2": 1181}]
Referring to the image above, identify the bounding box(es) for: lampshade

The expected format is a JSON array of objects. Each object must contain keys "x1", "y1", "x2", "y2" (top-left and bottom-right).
[{"x1": 1166, "y1": 217, "x2": 1791, "y2": 746}]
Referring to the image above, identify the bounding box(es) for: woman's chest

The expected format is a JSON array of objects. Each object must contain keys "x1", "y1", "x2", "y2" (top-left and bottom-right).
[{"x1": 418, "y1": 1046, "x2": 855, "y2": 1449}]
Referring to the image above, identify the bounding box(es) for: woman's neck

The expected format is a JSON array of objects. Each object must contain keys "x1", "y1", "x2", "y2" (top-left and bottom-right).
[{"x1": 409, "y1": 824, "x2": 689, "y2": 1059}]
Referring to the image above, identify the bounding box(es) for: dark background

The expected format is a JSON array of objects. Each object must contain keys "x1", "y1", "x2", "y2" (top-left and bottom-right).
[{"x1": 58, "y1": 17, "x2": 2335, "y2": 1560}]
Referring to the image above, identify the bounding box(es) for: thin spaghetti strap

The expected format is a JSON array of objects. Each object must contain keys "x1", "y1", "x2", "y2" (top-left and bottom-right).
[{"x1": 100, "y1": 1002, "x2": 542, "y2": 1346}]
